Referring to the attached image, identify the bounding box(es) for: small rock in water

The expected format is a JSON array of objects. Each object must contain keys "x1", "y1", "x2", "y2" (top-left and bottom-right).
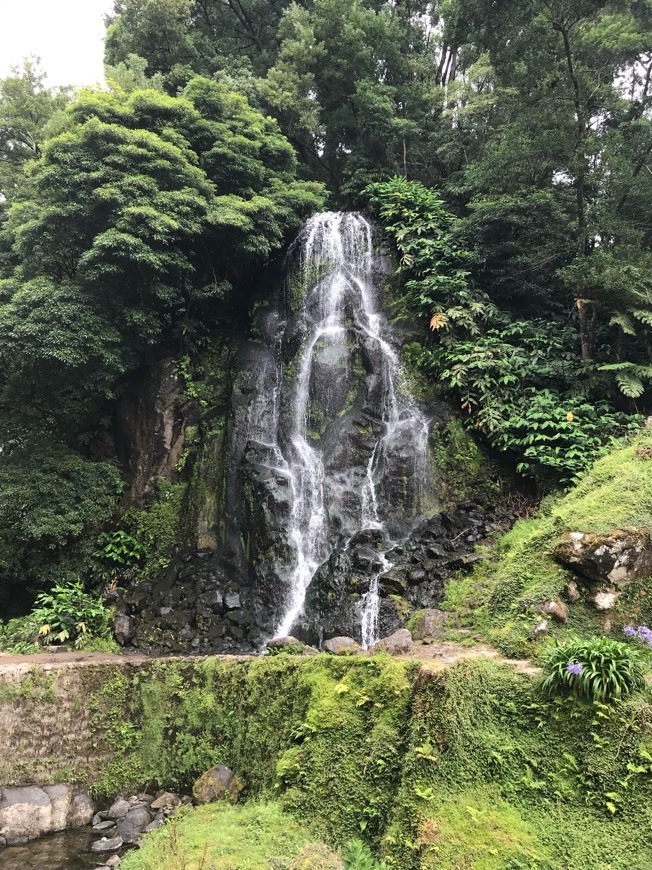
[
  {"x1": 323, "y1": 636, "x2": 362, "y2": 655},
  {"x1": 193, "y1": 764, "x2": 244, "y2": 805},
  {"x1": 91, "y1": 836, "x2": 124, "y2": 852},
  {"x1": 93, "y1": 820, "x2": 117, "y2": 832},
  {"x1": 369, "y1": 629, "x2": 413, "y2": 655},
  {"x1": 105, "y1": 798, "x2": 131, "y2": 820}
]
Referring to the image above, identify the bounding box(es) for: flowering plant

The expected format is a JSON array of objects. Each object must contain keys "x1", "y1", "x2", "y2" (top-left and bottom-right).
[
  {"x1": 540, "y1": 636, "x2": 645, "y2": 702},
  {"x1": 623, "y1": 625, "x2": 652, "y2": 649}
]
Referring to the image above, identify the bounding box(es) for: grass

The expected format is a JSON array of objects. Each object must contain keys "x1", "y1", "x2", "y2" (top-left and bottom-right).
[
  {"x1": 442, "y1": 430, "x2": 652, "y2": 658},
  {"x1": 120, "y1": 801, "x2": 339, "y2": 870}
]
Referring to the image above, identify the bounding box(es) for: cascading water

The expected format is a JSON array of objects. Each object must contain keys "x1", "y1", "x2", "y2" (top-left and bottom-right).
[{"x1": 270, "y1": 212, "x2": 429, "y2": 645}]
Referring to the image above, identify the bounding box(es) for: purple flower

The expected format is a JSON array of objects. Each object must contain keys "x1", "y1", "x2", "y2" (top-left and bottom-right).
[
  {"x1": 567, "y1": 661, "x2": 583, "y2": 676},
  {"x1": 623, "y1": 624, "x2": 652, "y2": 649}
]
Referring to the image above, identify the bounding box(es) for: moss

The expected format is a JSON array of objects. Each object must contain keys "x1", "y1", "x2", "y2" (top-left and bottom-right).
[
  {"x1": 120, "y1": 801, "x2": 328, "y2": 870},
  {"x1": 123, "y1": 481, "x2": 188, "y2": 580},
  {"x1": 443, "y1": 431, "x2": 652, "y2": 657},
  {"x1": 429, "y1": 417, "x2": 502, "y2": 506},
  {"x1": 4, "y1": 655, "x2": 652, "y2": 867}
]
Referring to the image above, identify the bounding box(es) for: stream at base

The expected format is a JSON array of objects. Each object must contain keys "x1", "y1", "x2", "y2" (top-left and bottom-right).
[{"x1": 0, "y1": 828, "x2": 111, "y2": 869}]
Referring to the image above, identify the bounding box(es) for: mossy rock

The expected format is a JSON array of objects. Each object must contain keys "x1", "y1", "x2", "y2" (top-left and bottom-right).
[{"x1": 193, "y1": 765, "x2": 244, "y2": 805}]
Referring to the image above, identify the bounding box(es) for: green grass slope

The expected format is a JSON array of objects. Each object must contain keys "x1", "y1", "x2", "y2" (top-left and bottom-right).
[{"x1": 444, "y1": 430, "x2": 652, "y2": 657}]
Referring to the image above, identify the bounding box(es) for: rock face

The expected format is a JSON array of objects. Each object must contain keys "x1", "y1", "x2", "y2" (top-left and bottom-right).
[
  {"x1": 369, "y1": 629, "x2": 413, "y2": 655},
  {"x1": 0, "y1": 786, "x2": 94, "y2": 845},
  {"x1": 294, "y1": 503, "x2": 509, "y2": 647},
  {"x1": 553, "y1": 530, "x2": 652, "y2": 587},
  {"x1": 193, "y1": 765, "x2": 244, "y2": 805}
]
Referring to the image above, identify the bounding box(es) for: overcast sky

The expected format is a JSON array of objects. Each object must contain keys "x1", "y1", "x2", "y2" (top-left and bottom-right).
[{"x1": 0, "y1": 0, "x2": 114, "y2": 87}]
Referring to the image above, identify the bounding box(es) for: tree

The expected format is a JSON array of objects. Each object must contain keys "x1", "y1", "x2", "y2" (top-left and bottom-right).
[{"x1": 0, "y1": 59, "x2": 70, "y2": 201}]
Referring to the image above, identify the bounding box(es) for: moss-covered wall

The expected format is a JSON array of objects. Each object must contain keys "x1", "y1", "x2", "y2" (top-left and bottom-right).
[{"x1": 2, "y1": 654, "x2": 652, "y2": 868}]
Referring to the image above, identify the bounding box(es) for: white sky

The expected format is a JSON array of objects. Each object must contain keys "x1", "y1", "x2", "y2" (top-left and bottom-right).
[{"x1": 0, "y1": 0, "x2": 114, "y2": 88}]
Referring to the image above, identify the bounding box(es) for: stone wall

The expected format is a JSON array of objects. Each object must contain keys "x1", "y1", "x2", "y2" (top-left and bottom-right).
[{"x1": 0, "y1": 659, "x2": 164, "y2": 788}]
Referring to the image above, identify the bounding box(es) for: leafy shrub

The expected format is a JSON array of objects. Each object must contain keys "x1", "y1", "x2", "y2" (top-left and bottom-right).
[
  {"x1": 342, "y1": 840, "x2": 388, "y2": 870},
  {"x1": 540, "y1": 636, "x2": 645, "y2": 702},
  {"x1": 30, "y1": 580, "x2": 113, "y2": 648}
]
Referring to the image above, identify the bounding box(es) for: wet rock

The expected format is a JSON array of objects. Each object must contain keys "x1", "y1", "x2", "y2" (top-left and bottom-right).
[
  {"x1": 540, "y1": 599, "x2": 568, "y2": 624},
  {"x1": 323, "y1": 636, "x2": 362, "y2": 655},
  {"x1": 91, "y1": 836, "x2": 124, "y2": 852},
  {"x1": 554, "y1": 530, "x2": 652, "y2": 587},
  {"x1": 150, "y1": 791, "x2": 181, "y2": 811},
  {"x1": 117, "y1": 806, "x2": 152, "y2": 844},
  {"x1": 193, "y1": 765, "x2": 244, "y2": 805},
  {"x1": 410, "y1": 609, "x2": 448, "y2": 642},
  {"x1": 369, "y1": 629, "x2": 413, "y2": 655},
  {"x1": 93, "y1": 820, "x2": 117, "y2": 833},
  {"x1": 105, "y1": 798, "x2": 130, "y2": 820}
]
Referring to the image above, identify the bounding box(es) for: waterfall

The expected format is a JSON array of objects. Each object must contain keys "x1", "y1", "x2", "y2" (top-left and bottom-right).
[{"x1": 271, "y1": 212, "x2": 429, "y2": 644}]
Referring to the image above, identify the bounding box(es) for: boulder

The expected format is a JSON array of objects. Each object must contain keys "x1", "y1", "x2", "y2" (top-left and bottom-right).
[
  {"x1": 69, "y1": 792, "x2": 95, "y2": 827},
  {"x1": 533, "y1": 619, "x2": 550, "y2": 638},
  {"x1": 539, "y1": 599, "x2": 568, "y2": 624},
  {"x1": 323, "y1": 637, "x2": 362, "y2": 655},
  {"x1": 553, "y1": 530, "x2": 652, "y2": 587},
  {"x1": 410, "y1": 609, "x2": 447, "y2": 642},
  {"x1": 150, "y1": 791, "x2": 181, "y2": 811},
  {"x1": 267, "y1": 636, "x2": 305, "y2": 654},
  {"x1": 563, "y1": 580, "x2": 581, "y2": 603},
  {"x1": 105, "y1": 798, "x2": 131, "y2": 820},
  {"x1": 117, "y1": 806, "x2": 153, "y2": 844},
  {"x1": 113, "y1": 615, "x2": 133, "y2": 647},
  {"x1": 43, "y1": 785, "x2": 72, "y2": 831},
  {"x1": 0, "y1": 787, "x2": 52, "y2": 845},
  {"x1": 193, "y1": 765, "x2": 244, "y2": 805},
  {"x1": 369, "y1": 629, "x2": 413, "y2": 656},
  {"x1": 91, "y1": 836, "x2": 124, "y2": 853},
  {"x1": 588, "y1": 589, "x2": 621, "y2": 611}
]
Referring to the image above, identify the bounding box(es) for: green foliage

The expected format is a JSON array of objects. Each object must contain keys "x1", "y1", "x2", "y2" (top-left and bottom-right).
[
  {"x1": 343, "y1": 839, "x2": 388, "y2": 869},
  {"x1": 30, "y1": 580, "x2": 113, "y2": 648},
  {"x1": 24, "y1": 655, "x2": 646, "y2": 868},
  {"x1": 122, "y1": 482, "x2": 187, "y2": 580},
  {"x1": 0, "y1": 434, "x2": 122, "y2": 602},
  {"x1": 540, "y1": 636, "x2": 645, "y2": 702}
]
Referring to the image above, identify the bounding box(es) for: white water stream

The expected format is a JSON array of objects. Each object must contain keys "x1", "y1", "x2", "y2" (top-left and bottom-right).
[{"x1": 272, "y1": 212, "x2": 428, "y2": 645}]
